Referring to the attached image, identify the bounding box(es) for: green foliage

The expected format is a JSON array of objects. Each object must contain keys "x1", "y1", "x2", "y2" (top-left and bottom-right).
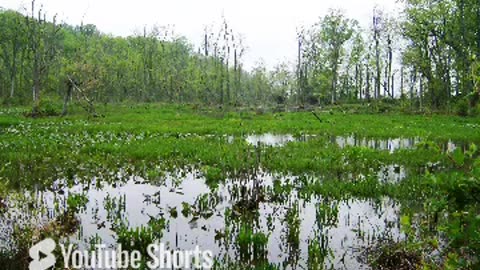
[
  {"x1": 38, "y1": 97, "x2": 63, "y2": 116},
  {"x1": 307, "y1": 239, "x2": 327, "y2": 270},
  {"x1": 66, "y1": 193, "x2": 89, "y2": 212},
  {"x1": 116, "y1": 217, "x2": 166, "y2": 255},
  {"x1": 285, "y1": 204, "x2": 301, "y2": 248},
  {"x1": 0, "y1": 105, "x2": 479, "y2": 268},
  {"x1": 2, "y1": 0, "x2": 480, "y2": 112},
  {"x1": 298, "y1": 9, "x2": 358, "y2": 105},
  {"x1": 455, "y1": 98, "x2": 470, "y2": 117},
  {"x1": 0, "y1": 9, "x2": 287, "y2": 110},
  {"x1": 398, "y1": 143, "x2": 480, "y2": 268},
  {"x1": 316, "y1": 201, "x2": 339, "y2": 227},
  {"x1": 237, "y1": 223, "x2": 269, "y2": 264},
  {"x1": 202, "y1": 165, "x2": 225, "y2": 188}
]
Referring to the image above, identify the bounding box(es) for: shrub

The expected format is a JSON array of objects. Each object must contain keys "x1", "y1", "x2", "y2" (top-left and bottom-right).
[
  {"x1": 39, "y1": 98, "x2": 62, "y2": 116},
  {"x1": 455, "y1": 98, "x2": 470, "y2": 116}
]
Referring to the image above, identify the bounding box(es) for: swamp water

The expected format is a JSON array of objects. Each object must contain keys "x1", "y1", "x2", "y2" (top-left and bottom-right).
[
  {"x1": 2, "y1": 133, "x2": 468, "y2": 268},
  {"x1": 244, "y1": 133, "x2": 469, "y2": 184},
  {"x1": 1, "y1": 170, "x2": 402, "y2": 269},
  {"x1": 246, "y1": 133, "x2": 463, "y2": 153}
]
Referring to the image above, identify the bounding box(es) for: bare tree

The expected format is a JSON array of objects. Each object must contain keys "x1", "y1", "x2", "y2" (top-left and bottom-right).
[{"x1": 26, "y1": 0, "x2": 61, "y2": 116}]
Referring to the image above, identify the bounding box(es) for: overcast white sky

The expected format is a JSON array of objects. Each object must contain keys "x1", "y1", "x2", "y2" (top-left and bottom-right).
[{"x1": 1, "y1": 0, "x2": 401, "y2": 70}]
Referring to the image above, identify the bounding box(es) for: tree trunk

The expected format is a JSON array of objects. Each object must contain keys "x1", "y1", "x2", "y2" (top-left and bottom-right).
[
  {"x1": 419, "y1": 76, "x2": 423, "y2": 110},
  {"x1": 355, "y1": 64, "x2": 359, "y2": 99},
  {"x1": 366, "y1": 67, "x2": 371, "y2": 101},
  {"x1": 391, "y1": 73, "x2": 395, "y2": 98},
  {"x1": 410, "y1": 69, "x2": 416, "y2": 105},
  {"x1": 387, "y1": 34, "x2": 393, "y2": 98},
  {"x1": 331, "y1": 52, "x2": 339, "y2": 104},
  {"x1": 10, "y1": 75, "x2": 15, "y2": 99},
  {"x1": 32, "y1": 52, "x2": 41, "y2": 115},
  {"x1": 400, "y1": 67, "x2": 404, "y2": 97},
  {"x1": 297, "y1": 38, "x2": 302, "y2": 107},
  {"x1": 331, "y1": 70, "x2": 337, "y2": 104},
  {"x1": 359, "y1": 65, "x2": 363, "y2": 100},
  {"x1": 375, "y1": 30, "x2": 381, "y2": 99},
  {"x1": 62, "y1": 80, "x2": 73, "y2": 116}
]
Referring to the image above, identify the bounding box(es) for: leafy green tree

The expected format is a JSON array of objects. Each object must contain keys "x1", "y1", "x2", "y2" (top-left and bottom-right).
[{"x1": 0, "y1": 9, "x2": 27, "y2": 99}]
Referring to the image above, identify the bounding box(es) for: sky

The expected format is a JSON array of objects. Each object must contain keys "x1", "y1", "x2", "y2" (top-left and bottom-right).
[{"x1": 1, "y1": 0, "x2": 402, "y2": 70}]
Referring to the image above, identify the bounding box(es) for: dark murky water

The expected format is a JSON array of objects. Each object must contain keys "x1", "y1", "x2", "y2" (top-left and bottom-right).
[{"x1": 0, "y1": 170, "x2": 402, "y2": 269}]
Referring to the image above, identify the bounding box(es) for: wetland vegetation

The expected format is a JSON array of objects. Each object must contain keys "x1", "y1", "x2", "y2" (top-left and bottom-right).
[
  {"x1": 0, "y1": 104, "x2": 479, "y2": 269},
  {"x1": 1, "y1": 0, "x2": 480, "y2": 269}
]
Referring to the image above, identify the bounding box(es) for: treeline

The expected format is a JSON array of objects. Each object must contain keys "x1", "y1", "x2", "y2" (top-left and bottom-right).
[
  {"x1": 0, "y1": 2, "x2": 277, "y2": 115},
  {"x1": 296, "y1": 1, "x2": 480, "y2": 114},
  {"x1": 1, "y1": 1, "x2": 480, "y2": 115}
]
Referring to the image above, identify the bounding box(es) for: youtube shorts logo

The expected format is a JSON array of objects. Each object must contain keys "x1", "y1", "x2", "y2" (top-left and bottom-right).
[{"x1": 29, "y1": 238, "x2": 56, "y2": 270}]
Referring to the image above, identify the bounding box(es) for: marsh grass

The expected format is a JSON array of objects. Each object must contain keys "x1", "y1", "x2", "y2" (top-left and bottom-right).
[{"x1": 0, "y1": 104, "x2": 479, "y2": 269}]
